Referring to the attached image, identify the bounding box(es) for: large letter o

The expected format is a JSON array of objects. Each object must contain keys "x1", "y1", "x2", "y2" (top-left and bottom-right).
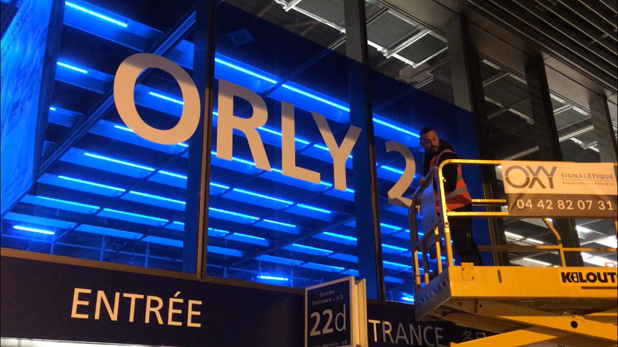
[
  {"x1": 114, "y1": 53, "x2": 200, "y2": 145},
  {"x1": 504, "y1": 165, "x2": 530, "y2": 189}
]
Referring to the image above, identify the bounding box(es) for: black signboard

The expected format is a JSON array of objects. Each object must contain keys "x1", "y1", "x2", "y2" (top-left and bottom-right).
[
  {"x1": 367, "y1": 301, "x2": 493, "y2": 346},
  {"x1": 2, "y1": 251, "x2": 492, "y2": 347},
  {"x1": 305, "y1": 277, "x2": 354, "y2": 347},
  {"x1": 0, "y1": 252, "x2": 303, "y2": 347}
]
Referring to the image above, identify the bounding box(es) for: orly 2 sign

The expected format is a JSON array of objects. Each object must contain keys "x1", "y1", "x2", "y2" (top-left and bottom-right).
[{"x1": 113, "y1": 53, "x2": 416, "y2": 207}]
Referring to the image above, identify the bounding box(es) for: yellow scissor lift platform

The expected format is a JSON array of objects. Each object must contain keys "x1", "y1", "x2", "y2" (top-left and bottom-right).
[{"x1": 409, "y1": 159, "x2": 618, "y2": 347}]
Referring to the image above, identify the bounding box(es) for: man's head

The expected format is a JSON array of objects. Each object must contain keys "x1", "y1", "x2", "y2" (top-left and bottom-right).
[{"x1": 420, "y1": 127, "x2": 439, "y2": 154}]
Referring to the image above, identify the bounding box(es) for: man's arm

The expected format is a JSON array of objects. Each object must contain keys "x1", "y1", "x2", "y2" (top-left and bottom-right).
[{"x1": 439, "y1": 152, "x2": 459, "y2": 192}]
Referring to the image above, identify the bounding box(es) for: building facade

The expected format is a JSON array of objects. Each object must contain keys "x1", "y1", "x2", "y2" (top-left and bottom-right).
[{"x1": 1, "y1": 0, "x2": 616, "y2": 345}]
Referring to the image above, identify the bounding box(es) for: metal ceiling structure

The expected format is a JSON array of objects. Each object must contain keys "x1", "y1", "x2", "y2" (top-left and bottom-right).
[
  {"x1": 462, "y1": 0, "x2": 618, "y2": 92},
  {"x1": 1, "y1": 0, "x2": 616, "y2": 305}
]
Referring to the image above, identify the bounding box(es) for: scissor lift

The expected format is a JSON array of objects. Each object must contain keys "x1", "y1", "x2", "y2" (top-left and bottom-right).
[{"x1": 409, "y1": 159, "x2": 618, "y2": 347}]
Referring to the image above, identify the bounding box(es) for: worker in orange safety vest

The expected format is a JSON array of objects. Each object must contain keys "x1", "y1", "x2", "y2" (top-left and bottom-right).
[{"x1": 419, "y1": 127, "x2": 483, "y2": 266}]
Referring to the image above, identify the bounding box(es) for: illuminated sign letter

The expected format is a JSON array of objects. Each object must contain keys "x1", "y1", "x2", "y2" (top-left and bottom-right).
[
  {"x1": 312, "y1": 112, "x2": 361, "y2": 191},
  {"x1": 385, "y1": 141, "x2": 415, "y2": 208},
  {"x1": 281, "y1": 101, "x2": 320, "y2": 184},
  {"x1": 217, "y1": 79, "x2": 271, "y2": 171},
  {"x1": 114, "y1": 53, "x2": 200, "y2": 145}
]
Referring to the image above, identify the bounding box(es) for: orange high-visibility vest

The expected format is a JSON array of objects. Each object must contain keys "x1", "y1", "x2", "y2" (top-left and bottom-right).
[{"x1": 430, "y1": 150, "x2": 472, "y2": 211}]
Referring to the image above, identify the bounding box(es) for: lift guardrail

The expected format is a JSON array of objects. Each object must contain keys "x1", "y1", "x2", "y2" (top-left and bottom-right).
[{"x1": 407, "y1": 159, "x2": 618, "y2": 346}]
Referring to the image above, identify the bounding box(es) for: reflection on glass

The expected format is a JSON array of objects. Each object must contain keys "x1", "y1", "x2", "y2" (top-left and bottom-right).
[{"x1": 482, "y1": 59, "x2": 616, "y2": 269}]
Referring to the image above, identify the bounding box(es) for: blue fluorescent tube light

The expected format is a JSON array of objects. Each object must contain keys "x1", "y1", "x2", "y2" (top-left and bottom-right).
[
  {"x1": 210, "y1": 182, "x2": 230, "y2": 189},
  {"x1": 49, "y1": 107, "x2": 57, "y2": 111},
  {"x1": 213, "y1": 56, "x2": 419, "y2": 144},
  {"x1": 114, "y1": 125, "x2": 133, "y2": 132},
  {"x1": 281, "y1": 84, "x2": 350, "y2": 112},
  {"x1": 401, "y1": 295, "x2": 414, "y2": 303},
  {"x1": 209, "y1": 228, "x2": 230, "y2": 235},
  {"x1": 373, "y1": 118, "x2": 419, "y2": 138},
  {"x1": 57, "y1": 61, "x2": 88, "y2": 74},
  {"x1": 149, "y1": 91, "x2": 184, "y2": 105},
  {"x1": 36, "y1": 196, "x2": 100, "y2": 210},
  {"x1": 231, "y1": 157, "x2": 257, "y2": 166},
  {"x1": 291, "y1": 243, "x2": 333, "y2": 253},
  {"x1": 381, "y1": 165, "x2": 404, "y2": 175},
  {"x1": 58, "y1": 175, "x2": 125, "y2": 192},
  {"x1": 233, "y1": 188, "x2": 293, "y2": 205},
  {"x1": 128, "y1": 191, "x2": 186, "y2": 205},
  {"x1": 65, "y1": 1, "x2": 128, "y2": 27},
  {"x1": 84, "y1": 152, "x2": 155, "y2": 171},
  {"x1": 211, "y1": 151, "x2": 258, "y2": 166},
  {"x1": 233, "y1": 233, "x2": 265, "y2": 240},
  {"x1": 323, "y1": 232, "x2": 357, "y2": 241},
  {"x1": 258, "y1": 126, "x2": 311, "y2": 145},
  {"x1": 215, "y1": 56, "x2": 350, "y2": 115},
  {"x1": 296, "y1": 204, "x2": 331, "y2": 214},
  {"x1": 382, "y1": 243, "x2": 408, "y2": 252},
  {"x1": 302, "y1": 262, "x2": 345, "y2": 272},
  {"x1": 404, "y1": 229, "x2": 424, "y2": 237},
  {"x1": 258, "y1": 275, "x2": 289, "y2": 281},
  {"x1": 380, "y1": 223, "x2": 402, "y2": 231},
  {"x1": 257, "y1": 126, "x2": 282, "y2": 137},
  {"x1": 102, "y1": 208, "x2": 168, "y2": 223},
  {"x1": 14, "y1": 225, "x2": 55, "y2": 235},
  {"x1": 215, "y1": 57, "x2": 278, "y2": 84},
  {"x1": 262, "y1": 219, "x2": 296, "y2": 228},
  {"x1": 314, "y1": 144, "x2": 329, "y2": 151},
  {"x1": 314, "y1": 144, "x2": 353, "y2": 159},
  {"x1": 383, "y1": 260, "x2": 412, "y2": 269},
  {"x1": 159, "y1": 171, "x2": 187, "y2": 179},
  {"x1": 208, "y1": 207, "x2": 260, "y2": 221}
]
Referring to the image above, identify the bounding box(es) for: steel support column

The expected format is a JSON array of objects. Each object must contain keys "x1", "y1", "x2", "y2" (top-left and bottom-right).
[
  {"x1": 183, "y1": 0, "x2": 217, "y2": 277},
  {"x1": 344, "y1": 0, "x2": 384, "y2": 301},
  {"x1": 525, "y1": 54, "x2": 583, "y2": 266},
  {"x1": 445, "y1": 15, "x2": 507, "y2": 266}
]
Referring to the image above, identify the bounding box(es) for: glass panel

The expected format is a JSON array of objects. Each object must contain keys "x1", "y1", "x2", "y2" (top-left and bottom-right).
[
  {"x1": 480, "y1": 60, "x2": 562, "y2": 267},
  {"x1": 548, "y1": 87, "x2": 617, "y2": 269},
  {"x1": 481, "y1": 59, "x2": 616, "y2": 268},
  {"x1": 1, "y1": 0, "x2": 198, "y2": 272},
  {"x1": 207, "y1": 0, "x2": 362, "y2": 288},
  {"x1": 365, "y1": 2, "x2": 463, "y2": 304},
  {"x1": 479, "y1": 60, "x2": 536, "y2": 160}
]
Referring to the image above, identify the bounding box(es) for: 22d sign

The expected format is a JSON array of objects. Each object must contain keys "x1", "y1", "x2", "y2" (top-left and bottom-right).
[
  {"x1": 305, "y1": 277, "x2": 367, "y2": 347},
  {"x1": 113, "y1": 53, "x2": 416, "y2": 207}
]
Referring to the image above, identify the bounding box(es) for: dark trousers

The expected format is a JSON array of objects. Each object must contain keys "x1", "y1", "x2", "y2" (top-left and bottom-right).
[{"x1": 448, "y1": 204, "x2": 483, "y2": 265}]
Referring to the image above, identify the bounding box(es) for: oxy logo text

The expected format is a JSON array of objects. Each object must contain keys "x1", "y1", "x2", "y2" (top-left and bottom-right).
[{"x1": 504, "y1": 165, "x2": 558, "y2": 189}]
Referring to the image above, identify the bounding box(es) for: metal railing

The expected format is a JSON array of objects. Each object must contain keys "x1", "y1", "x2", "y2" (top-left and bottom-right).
[{"x1": 408, "y1": 159, "x2": 618, "y2": 292}]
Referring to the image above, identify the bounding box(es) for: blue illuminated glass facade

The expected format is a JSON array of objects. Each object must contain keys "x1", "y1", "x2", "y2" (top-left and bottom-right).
[
  {"x1": 3, "y1": 0, "x2": 614, "y2": 309},
  {"x1": 0, "y1": 0, "x2": 465, "y2": 304}
]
